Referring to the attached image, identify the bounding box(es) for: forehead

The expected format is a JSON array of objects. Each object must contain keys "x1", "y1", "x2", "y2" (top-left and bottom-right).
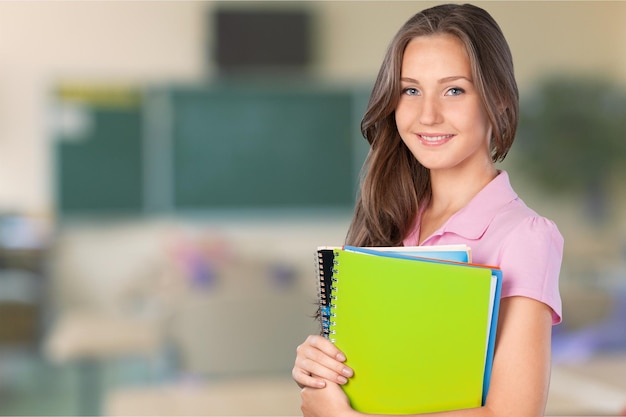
[{"x1": 401, "y1": 34, "x2": 472, "y2": 78}]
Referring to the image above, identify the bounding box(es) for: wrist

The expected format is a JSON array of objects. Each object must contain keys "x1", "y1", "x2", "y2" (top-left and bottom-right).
[{"x1": 341, "y1": 406, "x2": 361, "y2": 417}]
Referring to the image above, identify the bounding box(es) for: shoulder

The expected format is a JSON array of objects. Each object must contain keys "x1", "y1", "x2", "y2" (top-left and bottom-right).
[
  {"x1": 496, "y1": 199, "x2": 563, "y2": 246},
  {"x1": 454, "y1": 170, "x2": 562, "y2": 245},
  {"x1": 493, "y1": 201, "x2": 564, "y2": 324},
  {"x1": 491, "y1": 194, "x2": 564, "y2": 278}
]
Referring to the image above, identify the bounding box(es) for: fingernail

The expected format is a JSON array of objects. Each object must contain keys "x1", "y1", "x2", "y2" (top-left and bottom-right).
[
  {"x1": 336, "y1": 353, "x2": 346, "y2": 361},
  {"x1": 342, "y1": 367, "x2": 353, "y2": 377},
  {"x1": 337, "y1": 376, "x2": 348, "y2": 384},
  {"x1": 316, "y1": 380, "x2": 326, "y2": 388}
]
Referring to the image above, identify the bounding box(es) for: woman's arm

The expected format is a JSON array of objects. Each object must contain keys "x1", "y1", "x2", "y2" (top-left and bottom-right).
[
  {"x1": 482, "y1": 296, "x2": 553, "y2": 416},
  {"x1": 301, "y1": 296, "x2": 554, "y2": 417}
]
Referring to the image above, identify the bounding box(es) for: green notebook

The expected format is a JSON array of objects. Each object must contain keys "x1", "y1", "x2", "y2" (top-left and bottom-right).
[{"x1": 328, "y1": 246, "x2": 500, "y2": 414}]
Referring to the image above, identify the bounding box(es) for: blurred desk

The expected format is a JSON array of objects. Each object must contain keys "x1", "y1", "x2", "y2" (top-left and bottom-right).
[
  {"x1": 44, "y1": 313, "x2": 161, "y2": 361},
  {"x1": 546, "y1": 354, "x2": 626, "y2": 416},
  {"x1": 44, "y1": 312, "x2": 162, "y2": 415},
  {"x1": 105, "y1": 376, "x2": 301, "y2": 416},
  {"x1": 105, "y1": 358, "x2": 626, "y2": 417}
]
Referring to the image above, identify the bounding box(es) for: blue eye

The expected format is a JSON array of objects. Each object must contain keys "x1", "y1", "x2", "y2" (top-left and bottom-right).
[
  {"x1": 402, "y1": 88, "x2": 419, "y2": 96},
  {"x1": 446, "y1": 87, "x2": 465, "y2": 96}
]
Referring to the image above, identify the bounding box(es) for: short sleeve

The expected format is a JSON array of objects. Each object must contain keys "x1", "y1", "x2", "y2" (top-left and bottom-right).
[{"x1": 498, "y1": 216, "x2": 564, "y2": 325}]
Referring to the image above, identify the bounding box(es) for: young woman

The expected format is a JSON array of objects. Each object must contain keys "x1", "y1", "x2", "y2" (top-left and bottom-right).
[{"x1": 292, "y1": 4, "x2": 563, "y2": 417}]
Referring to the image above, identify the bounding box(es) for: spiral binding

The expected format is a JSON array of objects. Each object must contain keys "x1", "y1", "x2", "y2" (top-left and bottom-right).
[
  {"x1": 315, "y1": 250, "x2": 330, "y2": 337},
  {"x1": 328, "y1": 250, "x2": 340, "y2": 343}
]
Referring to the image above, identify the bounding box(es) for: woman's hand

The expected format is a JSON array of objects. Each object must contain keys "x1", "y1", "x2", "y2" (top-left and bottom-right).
[
  {"x1": 301, "y1": 381, "x2": 356, "y2": 417},
  {"x1": 293, "y1": 334, "x2": 354, "y2": 388}
]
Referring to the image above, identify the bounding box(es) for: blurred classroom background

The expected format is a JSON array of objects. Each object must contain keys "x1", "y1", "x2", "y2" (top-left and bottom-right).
[{"x1": 0, "y1": 1, "x2": 625, "y2": 415}]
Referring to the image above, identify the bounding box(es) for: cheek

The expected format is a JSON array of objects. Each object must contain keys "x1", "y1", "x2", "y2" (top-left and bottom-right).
[{"x1": 458, "y1": 106, "x2": 491, "y2": 141}]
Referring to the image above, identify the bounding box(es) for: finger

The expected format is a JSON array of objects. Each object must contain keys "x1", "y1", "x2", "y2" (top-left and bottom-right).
[
  {"x1": 306, "y1": 335, "x2": 347, "y2": 362},
  {"x1": 296, "y1": 356, "x2": 350, "y2": 385},
  {"x1": 292, "y1": 366, "x2": 326, "y2": 389},
  {"x1": 296, "y1": 343, "x2": 353, "y2": 384}
]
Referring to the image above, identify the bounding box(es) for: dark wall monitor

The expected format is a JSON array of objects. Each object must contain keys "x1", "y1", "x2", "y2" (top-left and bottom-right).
[{"x1": 214, "y1": 8, "x2": 312, "y2": 72}]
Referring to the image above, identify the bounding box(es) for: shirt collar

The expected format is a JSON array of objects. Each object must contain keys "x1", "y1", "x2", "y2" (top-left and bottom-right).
[{"x1": 439, "y1": 170, "x2": 518, "y2": 240}]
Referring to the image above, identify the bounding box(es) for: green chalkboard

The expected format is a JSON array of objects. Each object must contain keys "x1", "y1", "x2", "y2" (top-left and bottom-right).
[
  {"x1": 53, "y1": 82, "x2": 368, "y2": 216},
  {"x1": 54, "y1": 102, "x2": 143, "y2": 215},
  {"x1": 167, "y1": 84, "x2": 357, "y2": 209}
]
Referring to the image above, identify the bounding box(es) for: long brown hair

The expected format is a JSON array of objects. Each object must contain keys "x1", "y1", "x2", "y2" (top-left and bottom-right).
[{"x1": 345, "y1": 3, "x2": 519, "y2": 247}]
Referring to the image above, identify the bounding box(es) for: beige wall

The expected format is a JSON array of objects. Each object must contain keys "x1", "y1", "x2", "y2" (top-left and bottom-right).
[
  {"x1": 0, "y1": 1, "x2": 624, "y2": 217},
  {"x1": 312, "y1": 1, "x2": 626, "y2": 87},
  {"x1": 488, "y1": 2, "x2": 626, "y2": 87},
  {"x1": 0, "y1": 1, "x2": 207, "y2": 216}
]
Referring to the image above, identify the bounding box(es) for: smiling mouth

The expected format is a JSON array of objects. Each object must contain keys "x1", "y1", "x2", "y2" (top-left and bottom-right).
[{"x1": 418, "y1": 134, "x2": 455, "y2": 146}]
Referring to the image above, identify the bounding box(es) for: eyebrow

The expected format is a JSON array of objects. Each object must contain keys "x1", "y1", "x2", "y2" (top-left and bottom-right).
[{"x1": 401, "y1": 76, "x2": 473, "y2": 84}]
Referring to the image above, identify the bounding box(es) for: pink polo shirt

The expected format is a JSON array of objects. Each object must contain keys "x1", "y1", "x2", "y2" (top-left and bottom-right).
[{"x1": 403, "y1": 171, "x2": 563, "y2": 324}]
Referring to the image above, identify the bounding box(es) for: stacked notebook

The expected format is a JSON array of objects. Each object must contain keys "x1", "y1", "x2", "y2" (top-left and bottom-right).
[{"x1": 315, "y1": 245, "x2": 502, "y2": 414}]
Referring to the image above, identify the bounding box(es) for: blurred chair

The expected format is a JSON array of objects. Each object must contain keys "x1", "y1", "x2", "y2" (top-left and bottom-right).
[{"x1": 0, "y1": 214, "x2": 49, "y2": 349}]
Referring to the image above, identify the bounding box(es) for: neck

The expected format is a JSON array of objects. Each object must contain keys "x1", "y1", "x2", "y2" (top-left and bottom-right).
[{"x1": 427, "y1": 165, "x2": 498, "y2": 215}]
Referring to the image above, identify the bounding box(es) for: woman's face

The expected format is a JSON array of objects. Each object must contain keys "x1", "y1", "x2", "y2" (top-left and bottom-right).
[{"x1": 395, "y1": 34, "x2": 493, "y2": 174}]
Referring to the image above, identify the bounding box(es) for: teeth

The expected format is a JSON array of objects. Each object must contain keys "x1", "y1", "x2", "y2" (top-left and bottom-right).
[{"x1": 420, "y1": 134, "x2": 451, "y2": 141}]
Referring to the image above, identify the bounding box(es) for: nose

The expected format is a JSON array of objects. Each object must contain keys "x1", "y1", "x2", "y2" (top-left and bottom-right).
[{"x1": 418, "y1": 95, "x2": 441, "y2": 125}]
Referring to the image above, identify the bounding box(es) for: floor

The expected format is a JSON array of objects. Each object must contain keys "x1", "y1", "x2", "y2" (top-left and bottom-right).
[
  {"x1": 1, "y1": 347, "x2": 625, "y2": 416},
  {"x1": 0, "y1": 348, "x2": 77, "y2": 416},
  {"x1": 0, "y1": 347, "x2": 177, "y2": 416},
  {"x1": 2, "y1": 288, "x2": 626, "y2": 417}
]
